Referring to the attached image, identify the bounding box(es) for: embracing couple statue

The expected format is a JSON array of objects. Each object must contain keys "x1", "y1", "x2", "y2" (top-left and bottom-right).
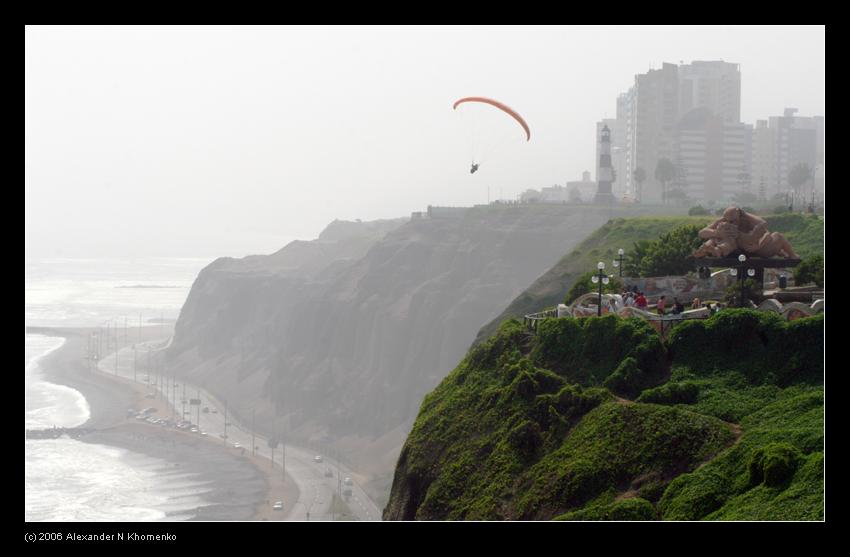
[{"x1": 693, "y1": 207, "x2": 798, "y2": 259}]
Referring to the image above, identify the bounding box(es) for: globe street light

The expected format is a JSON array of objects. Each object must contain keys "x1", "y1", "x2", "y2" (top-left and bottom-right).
[
  {"x1": 612, "y1": 248, "x2": 625, "y2": 277},
  {"x1": 735, "y1": 254, "x2": 754, "y2": 307},
  {"x1": 593, "y1": 262, "x2": 609, "y2": 317}
]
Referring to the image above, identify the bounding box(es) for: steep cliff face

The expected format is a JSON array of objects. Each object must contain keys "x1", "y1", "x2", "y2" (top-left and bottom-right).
[{"x1": 166, "y1": 204, "x2": 625, "y2": 489}]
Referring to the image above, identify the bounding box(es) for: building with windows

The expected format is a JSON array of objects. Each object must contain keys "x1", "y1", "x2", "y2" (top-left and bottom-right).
[
  {"x1": 677, "y1": 60, "x2": 741, "y2": 124},
  {"x1": 675, "y1": 108, "x2": 752, "y2": 202},
  {"x1": 632, "y1": 63, "x2": 680, "y2": 203}
]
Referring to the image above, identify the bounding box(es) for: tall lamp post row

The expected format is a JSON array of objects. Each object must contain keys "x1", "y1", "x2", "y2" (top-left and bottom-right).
[{"x1": 729, "y1": 253, "x2": 755, "y2": 308}]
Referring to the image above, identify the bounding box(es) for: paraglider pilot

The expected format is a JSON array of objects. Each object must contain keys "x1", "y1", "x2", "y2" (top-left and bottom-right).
[{"x1": 470, "y1": 163, "x2": 479, "y2": 174}]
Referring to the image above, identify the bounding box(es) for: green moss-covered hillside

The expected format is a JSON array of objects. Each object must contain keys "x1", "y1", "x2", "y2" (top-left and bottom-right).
[
  {"x1": 384, "y1": 310, "x2": 823, "y2": 521},
  {"x1": 475, "y1": 213, "x2": 824, "y2": 345}
]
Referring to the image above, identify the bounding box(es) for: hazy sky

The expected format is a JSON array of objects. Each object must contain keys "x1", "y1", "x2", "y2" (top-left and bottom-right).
[{"x1": 25, "y1": 25, "x2": 825, "y2": 259}]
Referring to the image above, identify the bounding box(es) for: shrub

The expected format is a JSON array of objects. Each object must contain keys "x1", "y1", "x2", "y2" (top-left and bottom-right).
[
  {"x1": 748, "y1": 443, "x2": 802, "y2": 487},
  {"x1": 508, "y1": 420, "x2": 543, "y2": 459},
  {"x1": 667, "y1": 310, "x2": 822, "y2": 387},
  {"x1": 688, "y1": 205, "x2": 710, "y2": 216},
  {"x1": 603, "y1": 357, "x2": 643, "y2": 398},
  {"x1": 556, "y1": 497, "x2": 655, "y2": 521},
  {"x1": 531, "y1": 316, "x2": 666, "y2": 389},
  {"x1": 636, "y1": 381, "x2": 700, "y2": 405}
]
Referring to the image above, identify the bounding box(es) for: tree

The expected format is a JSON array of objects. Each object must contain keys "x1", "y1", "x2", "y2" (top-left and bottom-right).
[
  {"x1": 794, "y1": 255, "x2": 824, "y2": 288},
  {"x1": 654, "y1": 158, "x2": 676, "y2": 205},
  {"x1": 565, "y1": 271, "x2": 623, "y2": 304},
  {"x1": 688, "y1": 205, "x2": 710, "y2": 216},
  {"x1": 635, "y1": 225, "x2": 702, "y2": 277},
  {"x1": 788, "y1": 163, "x2": 813, "y2": 209},
  {"x1": 633, "y1": 167, "x2": 647, "y2": 202},
  {"x1": 666, "y1": 188, "x2": 690, "y2": 207},
  {"x1": 624, "y1": 240, "x2": 650, "y2": 277}
]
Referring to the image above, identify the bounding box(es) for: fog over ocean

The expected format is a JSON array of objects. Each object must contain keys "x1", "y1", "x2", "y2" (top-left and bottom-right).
[{"x1": 25, "y1": 257, "x2": 211, "y2": 521}]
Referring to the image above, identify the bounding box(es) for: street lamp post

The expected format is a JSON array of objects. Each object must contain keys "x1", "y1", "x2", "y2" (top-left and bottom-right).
[
  {"x1": 591, "y1": 262, "x2": 610, "y2": 317},
  {"x1": 729, "y1": 254, "x2": 755, "y2": 308},
  {"x1": 612, "y1": 248, "x2": 625, "y2": 277}
]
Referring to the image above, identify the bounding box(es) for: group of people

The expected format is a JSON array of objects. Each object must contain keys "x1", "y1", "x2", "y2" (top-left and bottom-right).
[
  {"x1": 620, "y1": 288, "x2": 648, "y2": 310},
  {"x1": 620, "y1": 285, "x2": 705, "y2": 316}
]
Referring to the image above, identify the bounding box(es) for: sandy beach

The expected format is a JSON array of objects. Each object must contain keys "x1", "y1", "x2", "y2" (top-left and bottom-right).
[{"x1": 27, "y1": 326, "x2": 299, "y2": 521}]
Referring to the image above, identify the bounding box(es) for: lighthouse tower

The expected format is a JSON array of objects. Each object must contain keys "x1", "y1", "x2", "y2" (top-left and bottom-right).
[{"x1": 594, "y1": 125, "x2": 616, "y2": 205}]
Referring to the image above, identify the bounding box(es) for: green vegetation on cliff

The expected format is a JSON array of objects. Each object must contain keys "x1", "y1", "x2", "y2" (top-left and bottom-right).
[{"x1": 385, "y1": 311, "x2": 823, "y2": 521}]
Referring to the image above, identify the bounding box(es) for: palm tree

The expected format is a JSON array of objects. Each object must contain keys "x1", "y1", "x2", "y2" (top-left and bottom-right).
[
  {"x1": 788, "y1": 163, "x2": 813, "y2": 210},
  {"x1": 632, "y1": 167, "x2": 646, "y2": 202},
  {"x1": 655, "y1": 158, "x2": 676, "y2": 205}
]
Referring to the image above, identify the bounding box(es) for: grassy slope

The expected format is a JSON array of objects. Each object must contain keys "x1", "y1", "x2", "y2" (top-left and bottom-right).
[
  {"x1": 386, "y1": 310, "x2": 823, "y2": 521},
  {"x1": 474, "y1": 213, "x2": 824, "y2": 345}
]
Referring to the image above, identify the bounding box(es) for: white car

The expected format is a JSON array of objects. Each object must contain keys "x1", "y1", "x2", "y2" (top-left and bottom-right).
[
  {"x1": 343, "y1": 477, "x2": 353, "y2": 486},
  {"x1": 190, "y1": 428, "x2": 199, "y2": 433},
  {"x1": 200, "y1": 431, "x2": 208, "y2": 437},
  {"x1": 273, "y1": 501, "x2": 283, "y2": 511},
  {"x1": 233, "y1": 442, "x2": 242, "y2": 449},
  {"x1": 313, "y1": 455, "x2": 323, "y2": 463}
]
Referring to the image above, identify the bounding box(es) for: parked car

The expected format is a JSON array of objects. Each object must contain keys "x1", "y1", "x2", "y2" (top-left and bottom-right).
[
  {"x1": 211, "y1": 408, "x2": 218, "y2": 414},
  {"x1": 313, "y1": 455, "x2": 323, "y2": 463},
  {"x1": 343, "y1": 488, "x2": 352, "y2": 497},
  {"x1": 202, "y1": 407, "x2": 209, "y2": 413},
  {"x1": 273, "y1": 501, "x2": 283, "y2": 511},
  {"x1": 233, "y1": 442, "x2": 242, "y2": 449},
  {"x1": 343, "y1": 477, "x2": 353, "y2": 486},
  {"x1": 324, "y1": 469, "x2": 333, "y2": 478}
]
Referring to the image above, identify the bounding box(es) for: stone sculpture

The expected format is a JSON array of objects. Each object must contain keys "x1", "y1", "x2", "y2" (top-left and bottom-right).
[{"x1": 695, "y1": 207, "x2": 798, "y2": 259}]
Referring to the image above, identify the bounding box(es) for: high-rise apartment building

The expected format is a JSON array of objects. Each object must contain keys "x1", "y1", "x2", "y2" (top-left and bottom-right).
[
  {"x1": 675, "y1": 108, "x2": 752, "y2": 202},
  {"x1": 678, "y1": 60, "x2": 741, "y2": 123},
  {"x1": 633, "y1": 63, "x2": 679, "y2": 203}
]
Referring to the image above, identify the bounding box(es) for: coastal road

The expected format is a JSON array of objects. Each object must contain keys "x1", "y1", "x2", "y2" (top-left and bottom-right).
[{"x1": 99, "y1": 339, "x2": 382, "y2": 521}]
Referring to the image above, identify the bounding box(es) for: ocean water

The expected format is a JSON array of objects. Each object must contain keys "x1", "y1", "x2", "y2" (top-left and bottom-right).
[{"x1": 25, "y1": 257, "x2": 212, "y2": 521}]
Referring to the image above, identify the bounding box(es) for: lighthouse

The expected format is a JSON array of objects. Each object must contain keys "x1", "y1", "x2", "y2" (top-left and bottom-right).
[{"x1": 594, "y1": 125, "x2": 616, "y2": 205}]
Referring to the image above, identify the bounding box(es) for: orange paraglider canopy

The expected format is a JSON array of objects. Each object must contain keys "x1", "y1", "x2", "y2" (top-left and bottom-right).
[{"x1": 453, "y1": 97, "x2": 530, "y2": 141}]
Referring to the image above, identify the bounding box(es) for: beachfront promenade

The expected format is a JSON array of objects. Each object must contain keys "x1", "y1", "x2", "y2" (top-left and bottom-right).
[{"x1": 98, "y1": 340, "x2": 382, "y2": 521}]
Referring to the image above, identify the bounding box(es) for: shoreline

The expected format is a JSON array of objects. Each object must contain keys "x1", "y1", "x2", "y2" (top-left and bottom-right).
[{"x1": 27, "y1": 326, "x2": 297, "y2": 521}]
